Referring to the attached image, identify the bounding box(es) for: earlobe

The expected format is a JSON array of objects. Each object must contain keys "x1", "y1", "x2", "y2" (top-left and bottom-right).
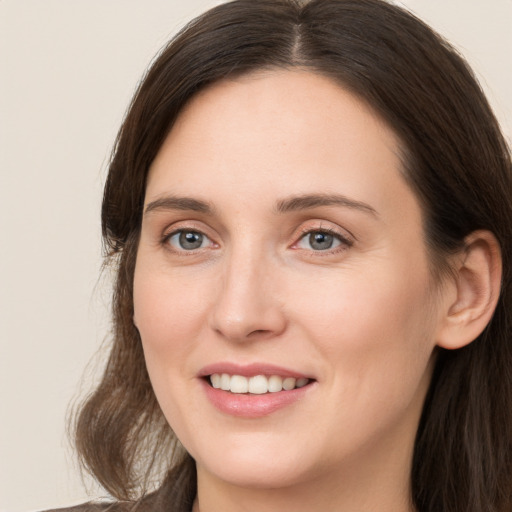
[{"x1": 436, "y1": 230, "x2": 502, "y2": 350}]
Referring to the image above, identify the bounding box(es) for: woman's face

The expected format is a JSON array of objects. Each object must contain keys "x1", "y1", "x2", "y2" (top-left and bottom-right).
[{"x1": 134, "y1": 70, "x2": 446, "y2": 491}]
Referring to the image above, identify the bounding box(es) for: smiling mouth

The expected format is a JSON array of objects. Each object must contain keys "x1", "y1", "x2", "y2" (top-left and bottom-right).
[{"x1": 208, "y1": 373, "x2": 312, "y2": 394}]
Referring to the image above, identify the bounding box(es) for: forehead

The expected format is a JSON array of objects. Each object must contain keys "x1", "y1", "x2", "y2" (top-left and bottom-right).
[{"x1": 146, "y1": 69, "x2": 417, "y2": 225}]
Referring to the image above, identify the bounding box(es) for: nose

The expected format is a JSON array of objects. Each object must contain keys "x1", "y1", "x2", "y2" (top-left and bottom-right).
[{"x1": 209, "y1": 248, "x2": 287, "y2": 342}]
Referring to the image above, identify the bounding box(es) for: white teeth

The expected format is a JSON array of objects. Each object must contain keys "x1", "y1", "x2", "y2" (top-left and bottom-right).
[
  {"x1": 209, "y1": 373, "x2": 310, "y2": 394},
  {"x1": 282, "y1": 377, "x2": 296, "y2": 390},
  {"x1": 268, "y1": 375, "x2": 283, "y2": 393},
  {"x1": 296, "y1": 377, "x2": 309, "y2": 388},
  {"x1": 211, "y1": 373, "x2": 221, "y2": 389},
  {"x1": 248, "y1": 375, "x2": 268, "y2": 394},
  {"x1": 230, "y1": 375, "x2": 249, "y2": 393},
  {"x1": 220, "y1": 373, "x2": 231, "y2": 391}
]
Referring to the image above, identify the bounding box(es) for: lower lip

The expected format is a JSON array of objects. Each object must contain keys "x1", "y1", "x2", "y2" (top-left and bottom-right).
[{"x1": 201, "y1": 379, "x2": 314, "y2": 418}]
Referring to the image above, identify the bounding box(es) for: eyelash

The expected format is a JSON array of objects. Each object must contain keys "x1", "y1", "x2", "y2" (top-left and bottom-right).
[
  {"x1": 293, "y1": 226, "x2": 353, "y2": 254},
  {"x1": 161, "y1": 225, "x2": 353, "y2": 255},
  {"x1": 162, "y1": 228, "x2": 217, "y2": 254}
]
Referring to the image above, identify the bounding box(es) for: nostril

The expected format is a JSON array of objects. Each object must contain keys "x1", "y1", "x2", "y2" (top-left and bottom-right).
[{"x1": 247, "y1": 329, "x2": 271, "y2": 337}]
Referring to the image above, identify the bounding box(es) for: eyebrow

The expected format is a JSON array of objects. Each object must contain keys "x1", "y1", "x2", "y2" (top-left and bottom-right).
[
  {"x1": 275, "y1": 193, "x2": 378, "y2": 216},
  {"x1": 144, "y1": 196, "x2": 215, "y2": 215},
  {"x1": 144, "y1": 192, "x2": 378, "y2": 217}
]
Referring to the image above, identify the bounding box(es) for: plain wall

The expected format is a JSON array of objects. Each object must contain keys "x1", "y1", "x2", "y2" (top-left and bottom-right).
[{"x1": 0, "y1": 1, "x2": 510, "y2": 511}]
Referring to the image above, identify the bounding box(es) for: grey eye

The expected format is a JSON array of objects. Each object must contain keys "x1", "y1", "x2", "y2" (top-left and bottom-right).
[
  {"x1": 309, "y1": 232, "x2": 335, "y2": 250},
  {"x1": 168, "y1": 230, "x2": 208, "y2": 250},
  {"x1": 296, "y1": 231, "x2": 343, "y2": 251}
]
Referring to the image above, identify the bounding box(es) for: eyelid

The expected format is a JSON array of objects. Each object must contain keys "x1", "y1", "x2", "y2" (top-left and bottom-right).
[
  {"x1": 158, "y1": 219, "x2": 353, "y2": 255},
  {"x1": 290, "y1": 222, "x2": 354, "y2": 253},
  {"x1": 161, "y1": 221, "x2": 219, "y2": 253}
]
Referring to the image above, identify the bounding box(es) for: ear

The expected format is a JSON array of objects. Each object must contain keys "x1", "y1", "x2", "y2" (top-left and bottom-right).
[{"x1": 436, "y1": 230, "x2": 502, "y2": 350}]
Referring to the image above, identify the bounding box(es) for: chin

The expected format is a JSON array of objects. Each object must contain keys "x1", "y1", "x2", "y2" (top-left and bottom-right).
[
  {"x1": 200, "y1": 457, "x2": 311, "y2": 490},
  {"x1": 190, "y1": 433, "x2": 317, "y2": 489}
]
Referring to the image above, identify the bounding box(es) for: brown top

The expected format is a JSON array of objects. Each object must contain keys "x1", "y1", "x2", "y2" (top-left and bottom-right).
[
  {"x1": 43, "y1": 460, "x2": 197, "y2": 512},
  {"x1": 43, "y1": 472, "x2": 195, "y2": 512},
  {"x1": 42, "y1": 489, "x2": 171, "y2": 512},
  {"x1": 44, "y1": 505, "x2": 114, "y2": 512},
  {"x1": 43, "y1": 490, "x2": 179, "y2": 512}
]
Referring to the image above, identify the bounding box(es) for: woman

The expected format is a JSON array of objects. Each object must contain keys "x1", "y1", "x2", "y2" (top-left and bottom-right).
[{"x1": 52, "y1": 0, "x2": 512, "y2": 511}]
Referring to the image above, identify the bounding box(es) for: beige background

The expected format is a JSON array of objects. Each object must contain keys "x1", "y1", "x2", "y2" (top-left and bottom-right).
[{"x1": 1, "y1": 1, "x2": 510, "y2": 511}]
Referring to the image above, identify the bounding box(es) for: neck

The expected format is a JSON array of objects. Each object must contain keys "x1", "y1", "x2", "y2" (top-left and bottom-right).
[{"x1": 194, "y1": 482, "x2": 414, "y2": 512}]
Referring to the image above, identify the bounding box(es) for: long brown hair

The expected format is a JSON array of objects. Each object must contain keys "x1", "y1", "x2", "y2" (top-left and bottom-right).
[{"x1": 74, "y1": 1, "x2": 512, "y2": 510}]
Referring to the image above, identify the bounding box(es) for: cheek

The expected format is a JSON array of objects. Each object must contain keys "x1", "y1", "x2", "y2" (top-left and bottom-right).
[
  {"x1": 287, "y1": 266, "x2": 437, "y2": 453},
  {"x1": 133, "y1": 262, "x2": 211, "y2": 357},
  {"x1": 290, "y1": 258, "x2": 437, "y2": 390},
  {"x1": 133, "y1": 260, "x2": 210, "y2": 431}
]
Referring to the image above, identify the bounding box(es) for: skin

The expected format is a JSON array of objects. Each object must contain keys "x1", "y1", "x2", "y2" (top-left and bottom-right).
[{"x1": 133, "y1": 70, "x2": 457, "y2": 512}]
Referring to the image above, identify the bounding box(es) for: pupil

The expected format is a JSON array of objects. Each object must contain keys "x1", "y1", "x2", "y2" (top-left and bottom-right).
[
  {"x1": 310, "y1": 232, "x2": 333, "y2": 250},
  {"x1": 179, "y1": 231, "x2": 203, "y2": 249}
]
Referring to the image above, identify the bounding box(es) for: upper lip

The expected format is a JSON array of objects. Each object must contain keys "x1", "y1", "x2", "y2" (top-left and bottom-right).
[{"x1": 198, "y1": 362, "x2": 313, "y2": 380}]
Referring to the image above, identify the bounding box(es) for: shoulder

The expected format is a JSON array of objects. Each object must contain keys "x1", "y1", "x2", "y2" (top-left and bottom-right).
[
  {"x1": 41, "y1": 488, "x2": 177, "y2": 512},
  {"x1": 41, "y1": 502, "x2": 134, "y2": 512},
  {"x1": 41, "y1": 464, "x2": 192, "y2": 512}
]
